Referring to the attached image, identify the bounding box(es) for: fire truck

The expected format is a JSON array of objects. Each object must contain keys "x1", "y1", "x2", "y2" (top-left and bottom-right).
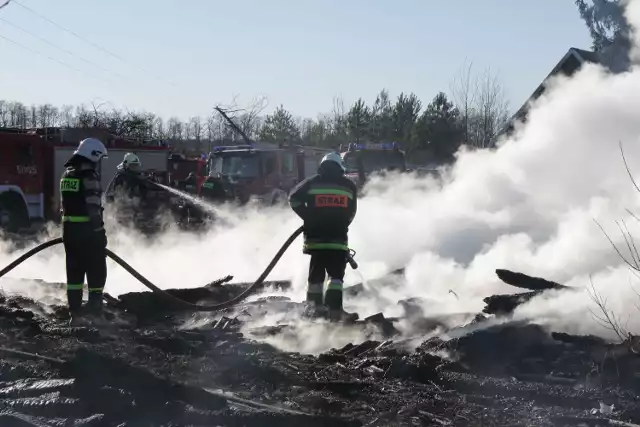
[
  {"x1": 340, "y1": 142, "x2": 407, "y2": 188},
  {"x1": 0, "y1": 128, "x2": 171, "y2": 232},
  {"x1": 167, "y1": 153, "x2": 207, "y2": 192},
  {"x1": 200, "y1": 144, "x2": 306, "y2": 205}
]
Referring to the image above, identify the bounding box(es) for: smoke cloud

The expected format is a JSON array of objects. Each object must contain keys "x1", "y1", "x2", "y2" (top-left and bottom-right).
[{"x1": 4, "y1": 0, "x2": 640, "y2": 352}]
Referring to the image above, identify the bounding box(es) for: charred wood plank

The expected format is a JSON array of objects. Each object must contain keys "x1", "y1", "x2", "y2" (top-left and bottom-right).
[
  {"x1": 482, "y1": 291, "x2": 540, "y2": 315},
  {"x1": 495, "y1": 269, "x2": 568, "y2": 291}
]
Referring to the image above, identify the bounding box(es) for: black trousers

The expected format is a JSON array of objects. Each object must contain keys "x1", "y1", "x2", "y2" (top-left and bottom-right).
[
  {"x1": 307, "y1": 250, "x2": 347, "y2": 310},
  {"x1": 62, "y1": 224, "x2": 107, "y2": 312}
]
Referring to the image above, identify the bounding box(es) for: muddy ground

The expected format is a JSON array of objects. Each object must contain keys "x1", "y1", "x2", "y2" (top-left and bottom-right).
[{"x1": 0, "y1": 273, "x2": 638, "y2": 426}]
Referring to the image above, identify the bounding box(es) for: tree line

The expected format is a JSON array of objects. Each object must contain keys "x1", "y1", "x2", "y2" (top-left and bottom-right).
[
  {"x1": 0, "y1": 61, "x2": 510, "y2": 164},
  {"x1": 0, "y1": 1, "x2": 625, "y2": 164}
]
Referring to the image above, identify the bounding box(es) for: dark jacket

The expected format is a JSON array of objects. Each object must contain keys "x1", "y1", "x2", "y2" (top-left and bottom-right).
[
  {"x1": 288, "y1": 164, "x2": 357, "y2": 252},
  {"x1": 105, "y1": 167, "x2": 148, "y2": 203},
  {"x1": 59, "y1": 155, "x2": 104, "y2": 234}
]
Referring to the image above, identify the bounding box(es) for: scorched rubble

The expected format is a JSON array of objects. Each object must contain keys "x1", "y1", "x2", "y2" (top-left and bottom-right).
[{"x1": 0, "y1": 270, "x2": 637, "y2": 426}]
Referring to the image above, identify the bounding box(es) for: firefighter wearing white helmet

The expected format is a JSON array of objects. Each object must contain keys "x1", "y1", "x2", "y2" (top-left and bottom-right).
[
  {"x1": 59, "y1": 138, "x2": 108, "y2": 323},
  {"x1": 288, "y1": 151, "x2": 358, "y2": 318},
  {"x1": 119, "y1": 152, "x2": 141, "y2": 171},
  {"x1": 105, "y1": 152, "x2": 145, "y2": 204}
]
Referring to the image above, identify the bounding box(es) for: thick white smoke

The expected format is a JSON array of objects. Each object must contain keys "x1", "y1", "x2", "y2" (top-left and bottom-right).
[{"x1": 4, "y1": 0, "x2": 640, "y2": 351}]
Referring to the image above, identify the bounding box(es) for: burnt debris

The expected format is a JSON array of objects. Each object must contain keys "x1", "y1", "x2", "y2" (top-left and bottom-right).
[{"x1": 0, "y1": 270, "x2": 636, "y2": 426}]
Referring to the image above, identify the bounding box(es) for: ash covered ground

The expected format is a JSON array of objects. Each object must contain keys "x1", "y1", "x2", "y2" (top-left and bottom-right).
[{"x1": 0, "y1": 269, "x2": 638, "y2": 427}]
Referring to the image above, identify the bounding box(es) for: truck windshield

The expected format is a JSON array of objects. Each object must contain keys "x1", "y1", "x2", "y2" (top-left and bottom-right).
[
  {"x1": 343, "y1": 150, "x2": 405, "y2": 174},
  {"x1": 210, "y1": 153, "x2": 259, "y2": 178}
]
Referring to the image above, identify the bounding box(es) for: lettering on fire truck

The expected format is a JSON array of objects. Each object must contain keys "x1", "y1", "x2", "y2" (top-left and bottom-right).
[{"x1": 16, "y1": 165, "x2": 37, "y2": 175}]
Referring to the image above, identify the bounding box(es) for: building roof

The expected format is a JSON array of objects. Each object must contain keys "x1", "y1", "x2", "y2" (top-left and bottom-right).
[{"x1": 502, "y1": 47, "x2": 600, "y2": 135}]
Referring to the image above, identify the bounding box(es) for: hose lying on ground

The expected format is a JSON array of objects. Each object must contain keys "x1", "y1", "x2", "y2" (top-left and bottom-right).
[{"x1": 0, "y1": 226, "x2": 304, "y2": 312}]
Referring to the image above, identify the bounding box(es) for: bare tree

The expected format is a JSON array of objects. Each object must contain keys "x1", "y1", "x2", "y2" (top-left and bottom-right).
[
  {"x1": 450, "y1": 58, "x2": 477, "y2": 144},
  {"x1": 450, "y1": 60, "x2": 509, "y2": 148},
  {"x1": 59, "y1": 105, "x2": 75, "y2": 127},
  {"x1": 214, "y1": 95, "x2": 269, "y2": 142},
  {"x1": 166, "y1": 117, "x2": 183, "y2": 140},
  {"x1": 0, "y1": 100, "x2": 8, "y2": 127},
  {"x1": 37, "y1": 104, "x2": 59, "y2": 127},
  {"x1": 591, "y1": 142, "x2": 640, "y2": 347},
  {"x1": 152, "y1": 115, "x2": 165, "y2": 140},
  {"x1": 330, "y1": 95, "x2": 347, "y2": 141},
  {"x1": 471, "y1": 67, "x2": 509, "y2": 148},
  {"x1": 237, "y1": 95, "x2": 268, "y2": 140},
  {"x1": 89, "y1": 101, "x2": 108, "y2": 129}
]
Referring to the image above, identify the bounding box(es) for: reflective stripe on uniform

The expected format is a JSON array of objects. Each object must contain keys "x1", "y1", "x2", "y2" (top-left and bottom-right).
[
  {"x1": 66, "y1": 284, "x2": 83, "y2": 290},
  {"x1": 62, "y1": 216, "x2": 91, "y2": 222},
  {"x1": 304, "y1": 242, "x2": 349, "y2": 251},
  {"x1": 289, "y1": 200, "x2": 303, "y2": 207},
  {"x1": 308, "y1": 188, "x2": 353, "y2": 199},
  {"x1": 326, "y1": 279, "x2": 343, "y2": 291},
  {"x1": 307, "y1": 283, "x2": 323, "y2": 294},
  {"x1": 88, "y1": 287, "x2": 104, "y2": 293}
]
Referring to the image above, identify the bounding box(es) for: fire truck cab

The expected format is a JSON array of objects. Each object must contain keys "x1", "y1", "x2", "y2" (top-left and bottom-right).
[
  {"x1": 340, "y1": 142, "x2": 407, "y2": 188},
  {"x1": 202, "y1": 144, "x2": 306, "y2": 204}
]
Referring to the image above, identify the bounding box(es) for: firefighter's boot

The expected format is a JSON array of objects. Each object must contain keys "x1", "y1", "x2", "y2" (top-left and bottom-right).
[
  {"x1": 324, "y1": 278, "x2": 344, "y2": 319},
  {"x1": 85, "y1": 294, "x2": 109, "y2": 326},
  {"x1": 66, "y1": 283, "x2": 83, "y2": 315},
  {"x1": 306, "y1": 282, "x2": 324, "y2": 306},
  {"x1": 86, "y1": 290, "x2": 104, "y2": 314}
]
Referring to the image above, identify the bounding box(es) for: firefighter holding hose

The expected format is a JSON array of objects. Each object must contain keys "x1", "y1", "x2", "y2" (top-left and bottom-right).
[
  {"x1": 105, "y1": 152, "x2": 159, "y2": 229},
  {"x1": 105, "y1": 152, "x2": 146, "y2": 203},
  {"x1": 288, "y1": 152, "x2": 358, "y2": 318},
  {"x1": 59, "y1": 138, "x2": 108, "y2": 323}
]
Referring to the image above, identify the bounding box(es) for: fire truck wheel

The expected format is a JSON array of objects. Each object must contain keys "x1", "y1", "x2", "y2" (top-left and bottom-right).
[{"x1": 0, "y1": 191, "x2": 30, "y2": 233}]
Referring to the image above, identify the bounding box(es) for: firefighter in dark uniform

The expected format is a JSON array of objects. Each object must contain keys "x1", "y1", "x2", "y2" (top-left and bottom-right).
[
  {"x1": 288, "y1": 152, "x2": 358, "y2": 316},
  {"x1": 59, "y1": 138, "x2": 108, "y2": 321},
  {"x1": 105, "y1": 152, "x2": 147, "y2": 203},
  {"x1": 105, "y1": 152, "x2": 163, "y2": 229}
]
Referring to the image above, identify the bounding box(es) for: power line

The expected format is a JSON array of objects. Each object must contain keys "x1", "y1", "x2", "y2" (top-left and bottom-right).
[
  {"x1": 0, "y1": 31, "x2": 108, "y2": 81},
  {"x1": 0, "y1": 16, "x2": 126, "y2": 79},
  {"x1": 0, "y1": 29, "x2": 169, "y2": 103},
  {"x1": 0, "y1": 30, "x2": 163, "y2": 104},
  {"x1": 12, "y1": 0, "x2": 177, "y2": 87},
  {"x1": 0, "y1": 1, "x2": 11, "y2": 11}
]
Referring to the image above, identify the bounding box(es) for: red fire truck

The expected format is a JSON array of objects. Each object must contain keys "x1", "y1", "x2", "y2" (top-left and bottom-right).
[
  {"x1": 167, "y1": 153, "x2": 207, "y2": 191},
  {"x1": 201, "y1": 144, "x2": 306, "y2": 204},
  {"x1": 340, "y1": 142, "x2": 407, "y2": 188},
  {"x1": 0, "y1": 128, "x2": 171, "y2": 232}
]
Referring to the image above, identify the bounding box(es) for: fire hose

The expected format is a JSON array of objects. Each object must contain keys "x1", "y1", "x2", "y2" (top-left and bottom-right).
[{"x1": 0, "y1": 226, "x2": 359, "y2": 312}]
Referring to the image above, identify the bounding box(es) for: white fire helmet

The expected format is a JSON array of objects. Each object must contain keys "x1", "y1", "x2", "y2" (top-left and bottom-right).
[
  {"x1": 74, "y1": 138, "x2": 108, "y2": 163},
  {"x1": 320, "y1": 152, "x2": 346, "y2": 172}
]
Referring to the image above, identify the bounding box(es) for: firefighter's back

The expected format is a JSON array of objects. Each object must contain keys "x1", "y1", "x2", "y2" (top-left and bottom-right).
[
  {"x1": 303, "y1": 172, "x2": 357, "y2": 241},
  {"x1": 60, "y1": 165, "x2": 101, "y2": 240}
]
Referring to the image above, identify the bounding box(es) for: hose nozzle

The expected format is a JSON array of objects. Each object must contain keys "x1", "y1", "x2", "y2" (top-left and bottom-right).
[{"x1": 347, "y1": 248, "x2": 358, "y2": 270}]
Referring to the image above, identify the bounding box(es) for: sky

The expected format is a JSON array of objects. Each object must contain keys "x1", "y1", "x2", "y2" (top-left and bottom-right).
[{"x1": 0, "y1": 0, "x2": 592, "y2": 121}]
